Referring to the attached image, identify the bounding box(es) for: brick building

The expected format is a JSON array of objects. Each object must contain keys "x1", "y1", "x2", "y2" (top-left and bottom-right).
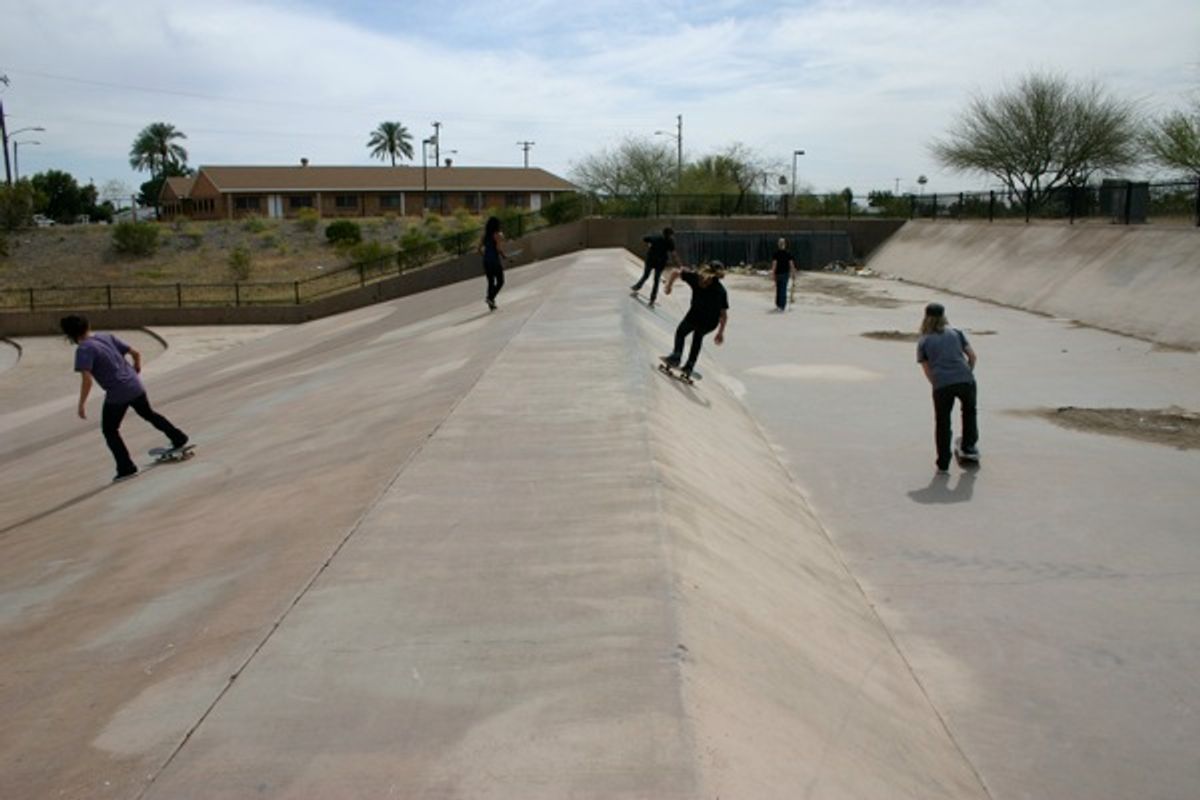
[{"x1": 160, "y1": 164, "x2": 577, "y2": 220}]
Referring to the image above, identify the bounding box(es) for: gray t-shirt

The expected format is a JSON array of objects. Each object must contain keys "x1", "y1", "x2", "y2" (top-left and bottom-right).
[{"x1": 917, "y1": 328, "x2": 974, "y2": 389}]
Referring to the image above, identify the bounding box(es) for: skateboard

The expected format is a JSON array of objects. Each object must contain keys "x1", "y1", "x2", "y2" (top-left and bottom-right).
[
  {"x1": 149, "y1": 444, "x2": 195, "y2": 464},
  {"x1": 656, "y1": 361, "x2": 702, "y2": 385},
  {"x1": 953, "y1": 438, "x2": 980, "y2": 466}
]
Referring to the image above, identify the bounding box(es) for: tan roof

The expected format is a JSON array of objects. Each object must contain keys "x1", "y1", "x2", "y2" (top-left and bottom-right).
[
  {"x1": 163, "y1": 176, "x2": 197, "y2": 199},
  {"x1": 195, "y1": 165, "x2": 577, "y2": 193}
]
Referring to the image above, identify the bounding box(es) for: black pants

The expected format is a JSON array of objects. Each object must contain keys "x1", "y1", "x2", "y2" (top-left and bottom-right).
[
  {"x1": 932, "y1": 381, "x2": 978, "y2": 469},
  {"x1": 102, "y1": 393, "x2": 187, "y2": 475},
  {"x1": 485, "y1": 264, "x2": 505, "y2": 302},
  {"x1": 774, "y1": 274, "x2": 789, "y2": 310},
  {"x1": 632, "y1": 262, "x2": 665, "y2": 303},
  {"x1": 672, "y1": 312, "x2": 718, "y2": 371}
]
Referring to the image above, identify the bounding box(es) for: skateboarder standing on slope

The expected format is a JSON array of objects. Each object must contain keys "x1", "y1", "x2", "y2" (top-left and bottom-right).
[
  {"x1": 916, "y1": 302, "x2": 978, "y2": 474},
  {"x1": 60, "y1": 314, "x2": 189, "y2": 482},
  {"x1": 660, "y1": 262, "x2": 729, "y2": 379},
  {"x1": 479, "y1": 215, "x2": 508, "y2": 311},
  {"x1": 630, "y1": 226, "x2": 682, "y2": 307}
]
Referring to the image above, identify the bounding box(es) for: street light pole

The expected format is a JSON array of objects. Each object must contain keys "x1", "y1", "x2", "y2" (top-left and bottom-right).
[
  {"x1": 516, "y1": 141, "x2": 535, "y2": 168},
  {"x1": 791, "y1": 150, "x2": 805, "y2": 198},
  {"x1": 13, "y1": 139, "x2": 39, "y2": 181},
  {"x1": 422, "y1": 138, "x2": 431, "y2": 211},
  {"x1": 431, "y1": 121, "x2": 441, "y2": 164},
  {"x1": 654, "y1": 114, "x2": 683, "y2": 189}
]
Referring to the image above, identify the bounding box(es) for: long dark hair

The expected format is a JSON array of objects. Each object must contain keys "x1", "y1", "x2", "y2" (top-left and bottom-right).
[{"x1": 482, "y1": 216, "x2": 501, "y2": 246}]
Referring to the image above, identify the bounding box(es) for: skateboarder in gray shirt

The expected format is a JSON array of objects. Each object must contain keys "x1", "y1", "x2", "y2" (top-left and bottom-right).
[
  {"x1": 916, "y1": 303, "x2": 978, "y2": 473},
  {"x1": 61, "y1": 314, "x2": 189, "y2": 482}
]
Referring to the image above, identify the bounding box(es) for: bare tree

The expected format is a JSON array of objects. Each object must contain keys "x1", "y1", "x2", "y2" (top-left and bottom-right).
[
  {"x1": 931, "y1": 72, "x2": 1140, "y2": 212},
  {"x1": 1142, "y1": 100, "x2": 1200, "y2": 178},
  {"x1": 570, "y1": 136, "x2": 675, "y2": 198}
]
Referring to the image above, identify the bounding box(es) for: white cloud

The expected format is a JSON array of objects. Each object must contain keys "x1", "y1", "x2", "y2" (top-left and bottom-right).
[{"x1": 0, "y1": 0, "x2": 1197, "y2": 193}]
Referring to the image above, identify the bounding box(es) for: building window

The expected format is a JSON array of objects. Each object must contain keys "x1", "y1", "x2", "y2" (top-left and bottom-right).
[
  {"x1": 463, "y1": 194, "x2": 480, "y2": 213},
  {"x1": 424, "y1": 192, "x2": 443, "y2": 211},
  {"x1": 505, "y1": 192, "x2": 527, "y2": 208},
  {"x1": 380, "y1": 193, "x2": 403, "y2": 209},
  {"x1": 234, "y1": 196, "x2": 261, "y2": 210},
  {"x1": 289, "y1": 195, "x2": 314, "y2": 209},
  {"x1": 335, "y1": 194, "x2": 359, "y2": 209}
]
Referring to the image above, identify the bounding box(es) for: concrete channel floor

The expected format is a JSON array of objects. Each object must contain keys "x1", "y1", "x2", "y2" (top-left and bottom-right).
[{"x1": 0, "y1": 247, "x2": 1197, "y2": 799}]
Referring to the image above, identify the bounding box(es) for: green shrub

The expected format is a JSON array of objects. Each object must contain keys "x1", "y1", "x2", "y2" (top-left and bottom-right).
[
  {"x1": 0, "y1": 182, "x2": 38, "y2": 231},
  {"x1": 325, "y1": 219, "x2": 362, "y2": 246},
  {"x1": 175, "y1": 224, "x2": 204, "y2": 249},
  {"x1": 349, "y1": 240, "x2": 395, "y2": 263},
  {"x1": 242, "y1": 215, "x2": 269, "y2": 233},
  {"x1": 228, "y1": 246, "x2": 252, "y2": 280},
  {"x1": 0, "y1": 231, "x2": 8, "y2": 258},
  {"x1": 112, "y1": 221, "x2": 160, "y2": 256},
  {"x1": 258, "y1": 233, "x2": 279, "y2": 249},
  {"x1": 296, "y1": 207, "x2": 320, "y2": 232},
  {"x1": 542, "y1": 194, "x2": 585, "y2": 225},
  {"x1": 422, "y1": 213, "x2": 446, "y2": 239},
  {"x1": 398, "y1": 226, "x2": 438, "y2": 270}
]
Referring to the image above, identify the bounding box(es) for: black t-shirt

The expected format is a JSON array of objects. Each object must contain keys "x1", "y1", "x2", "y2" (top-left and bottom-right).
[
  {"x1": 681, "y1": 271, "x2": 729, "y2": 325},
  {"x1": 643, "y1": 234, "x2": 675, "y2": 268},
  {"x1": 772, "y1": 249, "x2": 792, "y2": 276}
]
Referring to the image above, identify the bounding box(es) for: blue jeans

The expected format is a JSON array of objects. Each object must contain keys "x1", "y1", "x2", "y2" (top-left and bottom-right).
[
  {"x1": 632, "y1": 262, "x2": 665, "y2": 303},
  {"x1": 774, "y1": 274, "x2": 789, "y2": 310}
]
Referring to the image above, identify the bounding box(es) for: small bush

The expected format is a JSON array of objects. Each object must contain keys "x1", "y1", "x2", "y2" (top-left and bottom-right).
[
  {"x1": 258, "y1": 233, "x2": 279, "y2": 250},
  {"x1": 112, "y1": 221, "x2": 160, "y2": 257},
  {"x1": 295, "y1": 208, "x2": 320, "y2": 232},
  {"x1": 242, "y1": 215, "x2": 269, "y2": 233},
  {"x1": 542, "y1": 194, "x2": 585, "y2": 225},
  {"x1": 175, "y1": 224, "x2": 204, "y2": 249},
  {"x1": 325, "y1": 219, "x2": 362, "y2": 247},
  {"x1": 398, "y1": 227, "x2": 438, "y2": 270},
  {"x1": 349, "y1": 240, "x2": 395, "y2": 264},
  {"x1": 228, "y1": 246, "x2": 253, "y2": 281}
]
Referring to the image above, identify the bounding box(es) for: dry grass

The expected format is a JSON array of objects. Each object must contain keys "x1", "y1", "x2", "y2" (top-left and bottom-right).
[{"x1": 0, "y1": 215, "x2": 475, "y2": 290}]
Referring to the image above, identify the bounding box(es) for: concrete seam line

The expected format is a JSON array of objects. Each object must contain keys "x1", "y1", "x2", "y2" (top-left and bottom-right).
[
  {"x1": 733, "y1": 393, "x2": 995, "y2": 800},
  {"x1": 632, "y1": 295, "x2": 705, "y2": 796},
  {"x1": 132, "y1": 266, "x2": 572, "y2": 800}
]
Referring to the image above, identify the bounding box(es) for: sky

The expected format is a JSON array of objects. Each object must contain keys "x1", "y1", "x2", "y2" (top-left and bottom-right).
[{"x1": 1, "y1": 0, "x2": 1198, "y2": 200}]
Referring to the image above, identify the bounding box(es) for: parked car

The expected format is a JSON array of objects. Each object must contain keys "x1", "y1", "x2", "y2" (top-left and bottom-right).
[{"x1": 32, "y1": 214, "x2": 55, "y2": 227}]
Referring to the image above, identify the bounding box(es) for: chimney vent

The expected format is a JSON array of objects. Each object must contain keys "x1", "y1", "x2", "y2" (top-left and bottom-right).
[{"x1": 300, "y1": 157, "x2": 309, "y2": 167}]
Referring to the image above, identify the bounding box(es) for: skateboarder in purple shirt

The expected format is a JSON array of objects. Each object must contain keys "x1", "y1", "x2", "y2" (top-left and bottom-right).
[
  {"x1": 61, "y1": 314, "x2": 189, "y2": 482},
  {"x1": 916, "y1": 303, "x2": 978, "y2": 473}
]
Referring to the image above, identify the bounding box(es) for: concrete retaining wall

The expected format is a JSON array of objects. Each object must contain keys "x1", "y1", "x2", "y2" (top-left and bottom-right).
[{"x1": 868, "y1": 221, "x2": 1200, "y2": 349}]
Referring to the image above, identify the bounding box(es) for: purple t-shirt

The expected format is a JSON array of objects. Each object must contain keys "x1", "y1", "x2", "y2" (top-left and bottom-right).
[{"x1": 74, "y1": 333, "x2": 144, "y2": 404}]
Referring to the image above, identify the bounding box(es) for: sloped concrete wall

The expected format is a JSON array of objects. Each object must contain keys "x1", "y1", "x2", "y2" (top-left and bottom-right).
[{"x1": 868, "y1": 221, "x2": 1200, "y2": 349}]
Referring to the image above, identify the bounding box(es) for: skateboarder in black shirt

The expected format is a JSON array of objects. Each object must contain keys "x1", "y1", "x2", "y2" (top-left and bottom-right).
[
  {"x1": 630, "y1": 227, "x2": 682, "y2": 306},
  {"x1": 660, "y1": 263, "x2": 729, "y2": 378}
]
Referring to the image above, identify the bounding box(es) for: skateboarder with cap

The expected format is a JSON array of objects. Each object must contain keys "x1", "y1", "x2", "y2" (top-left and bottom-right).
[
  {"x1": 630, "y1": 227, "x2": 682, "y2": 307},
  {"x1": 916, "y1": 302, "x2": 978, "y2": 473},
  {"x1": 660, "y1": 262, "x2": 729, "y2": 379},
  {"x1": 60, "y1": 314, "x2": 189, "y2": 482}
]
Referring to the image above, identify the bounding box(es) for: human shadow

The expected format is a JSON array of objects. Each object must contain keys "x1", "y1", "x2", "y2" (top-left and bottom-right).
[{"x1": 907, "y1": 469, "x2": 977, "y2": 505}]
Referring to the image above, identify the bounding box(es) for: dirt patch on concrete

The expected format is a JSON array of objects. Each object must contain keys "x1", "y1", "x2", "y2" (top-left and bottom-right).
[
  {"x1": 800, "y1": 276, "x2": 907, "y2": 308},
  {"x1": 862, "y1": 328, "x2": 998, "y2": 343},
  {"x1": 862, "y1": 330, "x2": 920, "y2": 342},
  {"x1": 1020, "y1": 406, "x2": 1200, "y2": 450}
]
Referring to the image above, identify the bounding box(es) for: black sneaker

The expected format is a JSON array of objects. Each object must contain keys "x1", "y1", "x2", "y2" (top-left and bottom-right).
[
  {"x1": 113, "y1": 468, "x2": 139, "y2": 483},
  {"x1": 171, "y1": 435, "x2": 189, "y2": 450}
]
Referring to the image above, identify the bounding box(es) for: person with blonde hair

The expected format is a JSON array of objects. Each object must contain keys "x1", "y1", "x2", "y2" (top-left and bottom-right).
[
  {"x1": 917, "y1": 302, "x2": 978, "y2": 473},
  {"x1": 770, "y1": 237, "x2": 797, "y2": 311},
  {"x1": 660, "y1": 262, "x2": 729, "y2": 379}
]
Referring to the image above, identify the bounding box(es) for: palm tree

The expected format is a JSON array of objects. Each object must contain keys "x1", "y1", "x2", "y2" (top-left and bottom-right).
[
  {"x1": 129, "y1": 122, "x2": 188, "y2": 178},
  {"x1": 367, "y1": 121, "x2": 415, "y2": 166}
]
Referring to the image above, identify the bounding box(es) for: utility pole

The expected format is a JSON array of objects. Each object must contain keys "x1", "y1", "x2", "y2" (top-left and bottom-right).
[
  {"x1": 431, "y1": 121, "x2": 441, "y2": 164},
  {"x1": 674, "y1": 114, "x2": 682, "y2": 188},
  {"x1": 1, "y1": 74, "x2": 11, "y2": 186},
  {"x1": 516, "y1": 141, "x2": 535, "y2": 168}
]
